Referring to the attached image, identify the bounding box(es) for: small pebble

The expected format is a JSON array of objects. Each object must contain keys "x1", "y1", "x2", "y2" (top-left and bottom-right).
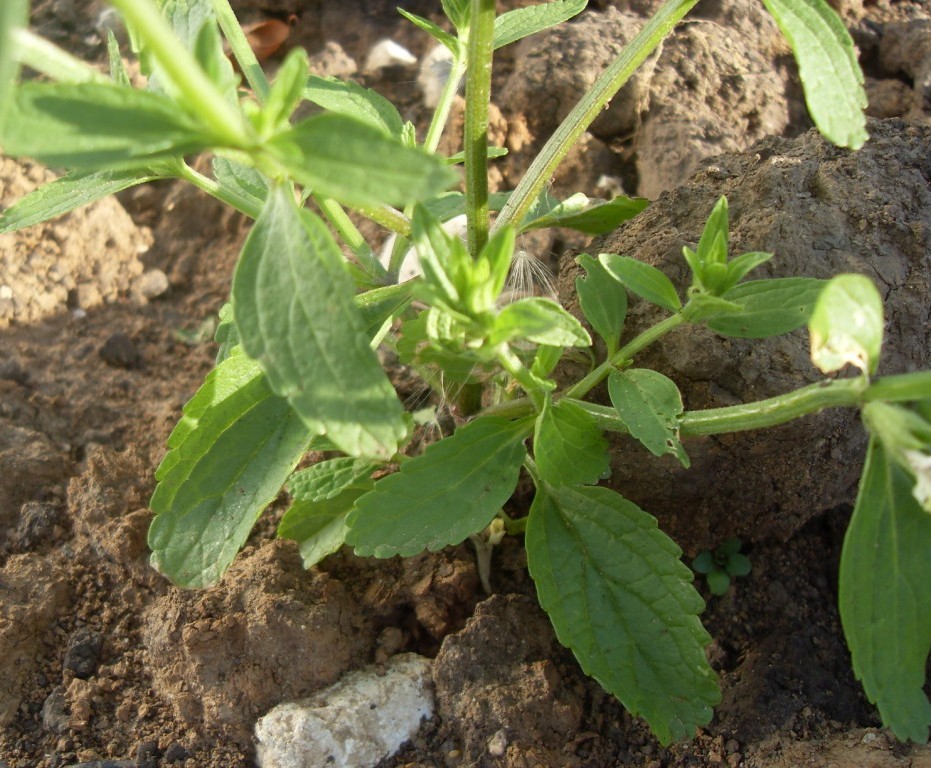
[
  {"x1": 64, "y1": 628, "x2": 104, "y2": 679},
  {"x1": 135, "y1": 740, "x2": 158, "y2": 768},
  {"x1": 99, "y1": 333, "x2": 141, "y2": 369},
  {"x1": 41, "y1": 687, "x2": 69, "y2": 735},
  {"x1": 163, "y1": 743, "x2": 189, "y2": 763},
  {"x1": 135, "y1": 269, "x2": 169, "y2": 300}
]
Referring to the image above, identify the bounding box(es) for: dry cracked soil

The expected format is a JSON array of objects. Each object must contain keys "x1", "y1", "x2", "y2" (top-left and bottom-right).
[{"x1": 3, "y1": 0, "x2": 931, "y2": 766}]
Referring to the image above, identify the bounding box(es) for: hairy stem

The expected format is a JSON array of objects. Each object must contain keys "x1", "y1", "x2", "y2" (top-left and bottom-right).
[{"x1": 464, "y1": 0, "x2": 496, "y2": 257}]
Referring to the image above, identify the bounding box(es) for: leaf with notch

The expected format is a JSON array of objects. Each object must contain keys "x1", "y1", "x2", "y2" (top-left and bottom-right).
[
  {"x1": 526, "y1": 483, "x2": 720, "y2": 745},
  {"x1": 706, "y1": 277, "x2": 825, "y2": 338},
  {"x1": 576, "y1": 253, "x2": 627, "y2": 355},
  {"x1": 839, "y1": 438, "x2": 931, "y2": 742},
  {"x1": 304, "y1": 75, "x2": 404, "y2": 137},
  {"x1": 608, "y1": 369, "x2": 689, "y2": 467},
  {"x1": 809, "y1": 273, "x2": 883, "y2": 376},
  {"x1": 232, "y1": 185, "x2": 407, "y2": 458},
  {"x1": 268, "y1": 113, "x2": 456, "y2": 208},
  {"x1": 3, "y1": 82, "x2": 215, "y2": 168},
  {"x1": 599, "y1": 253, "x2": 682, "y2": 313},
  {"x1": 0, "y1": 166, "x2": 165, "y2": 233},
  {"x1": 493, "y1": 0, "x2": 588, "y2": 49},
  {"x1": 534, "y1": 398, "x2": 609, "y2": 486},
  {"x1": 346, "y1": 416, "x2": 529, "y2": 557},
  {"x1": 149, "y1": 348, "x2": 312, "y2": 587},
  {"x1": 761, "y1": 0, "x2": 867, "y2": 149}
]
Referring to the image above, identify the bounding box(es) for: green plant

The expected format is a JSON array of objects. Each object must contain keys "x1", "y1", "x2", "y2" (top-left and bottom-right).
[
  {"x1": 693, "y1": 538, "x2": 752, "y2": 596},
  {"x1": 2, "y1": 0, "x2": 930, "y2": 747}
]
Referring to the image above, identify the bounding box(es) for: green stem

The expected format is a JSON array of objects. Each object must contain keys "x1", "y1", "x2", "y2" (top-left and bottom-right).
[
  {"x1": 13, "y1": 29, "x2": 109, "y2": 83},
  {"x1": 211, "y1": 0, "x2": 270, "y2": 102},
  {"x1": 565, "y1": 313, "x2": 686, "y2": 400},
  {"x1": 423, "y1": 53, "x2": 468, "y2": 154},
  {"x1": 108, "y1": 0, "x2": 250, "y2": 147},
  {"x1": 493, "y1": 0, "x2": 699, "y2": 232},
  {"x1": 497, "y1": 345, "x2": 545, "y2": 410},
  {"x1": 175, "y1": 160, "x2": 263, "y2": 218},
  {"x1": 315, "y1": 195, "x2": 387, "y2": 280},
  {"x1": 359, "y1": 204, "x2": 412, "y2": 237},
  {"x1": 464, "y1": 0, "x2": 496, "y2": 257},
  {"x1": 863, "y1": 370, "x2": 931, "y2": 403}
]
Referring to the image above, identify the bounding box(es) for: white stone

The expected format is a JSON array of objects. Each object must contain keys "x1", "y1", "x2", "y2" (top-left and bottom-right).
[
  {"x1": 419, "y1": 44, "x2": 455, "y2": 108},
  {"x1": 255, "y1": 653, "x2": 435, "y2": 768},
  {"x1": 365, "y1": 39, "x2": 417, "y2": 71}
]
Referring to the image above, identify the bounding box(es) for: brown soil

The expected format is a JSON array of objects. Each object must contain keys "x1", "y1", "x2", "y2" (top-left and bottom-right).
[{"x1": 3, "y1": 1, "x2": 931, "y2": 767}]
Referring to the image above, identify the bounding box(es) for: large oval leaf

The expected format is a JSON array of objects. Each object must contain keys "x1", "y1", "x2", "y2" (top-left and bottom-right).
[
  {"x1": 233, "y1": 185, "x2": 407, "y2": 458},
  {"x1": 526, "y1": 483, "x2": 720, "y2": 744}
]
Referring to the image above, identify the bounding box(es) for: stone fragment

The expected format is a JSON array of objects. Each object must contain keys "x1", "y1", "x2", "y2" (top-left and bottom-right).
[{"x1": 255, "y1": 653, "x2": 434, "y2": 768}]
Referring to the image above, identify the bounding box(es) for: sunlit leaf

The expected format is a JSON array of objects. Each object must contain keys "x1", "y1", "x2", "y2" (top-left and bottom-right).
[{"x1": 526, "y1": 483, "x2": 720, "y2": 744}]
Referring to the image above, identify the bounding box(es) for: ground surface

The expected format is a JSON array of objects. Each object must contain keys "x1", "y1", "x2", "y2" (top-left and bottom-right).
[{"x1": 2, "y1": 1, "x2": 931, "y2": 767}]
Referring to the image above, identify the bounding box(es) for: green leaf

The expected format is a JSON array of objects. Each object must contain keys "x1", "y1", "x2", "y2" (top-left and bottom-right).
[
  {"x1": 288, "y1": 457, "x2": 381, "y2": 502},
  {"x1": 441, "y1": 0, "x2": 470, "y2": 30},
  {"x1": 268, "y1": 113, "x2": 456, "y2": 209},
  {"x1": 705, "y1": 277, "x2": 825, "y2": 338},
  {"x1": 107, "y1": 29, "x2": 132, "y2": 88},
  {"x1": 706, "y1": 569, "x2": 731, "y2": 596},
  {"x1": 724, "y1": 251, "x2": 773, "y2": 289},
  {"x1": 149, "y1": 349, "x2": 312, "y2": 587},
  {"x1": 839, "y1": 438, "x2": 931, "y2": 742},
  {"x1": 694, "y1": 196, "x2": 729, "y2": 269},
  {"x1": 277, "y1": 488, "x2": 358, "y2": 569},
  {"x1": 3, "y1": 82, "x2": 214, "y2": 168},
  {"x1": 423, "y1": 191, "x2": 511, "y2": 223},
  {"x1": 576, "y1": 253, "x2": 627, "y2": 355},
  {"x1": 0, "y1": 167, "x2": 163, "y2": 233},
  {"x1": 214, "y1": 302, "x2": 239, "y2": 364},
  {"x1": 232, "y1": 185, "x2": 407, "y2": 458},
  {"x1": 192, "y1": 18, "x2": 238, "y2": 104},
  {"x1": 446, "y1": 146, "x2": 508, "y2": 164},
  {"x1": 520, "y1": 193, "x2": 648, "y2": 235},
  {"x1": 692, "y1": 551, "x2": 715, "y2": 574},
  {"x1": 399, "y1": 8, "x2": 459, "y2": 52},
  {"x1": 493, "y1": 0, "x2": 588, "y2": 49},
  {"x1": 726, "y1": 553, "x2": 752, "y2": 578},
  {"x1": 346, "y1": 416, "x2": 529, "y2": 557},
  {"x1": 0, "y1": 0, "x2": 26, "y2": 129},
  {"x1": 599, "y1": 253, "x2": 682, "y2": 313},
  {"x1": 534, "y1": 398, "x2": 609, "y2": 486},
  {"x1": 212, "y1": 156, "x2": 268, "y2": 218},
  {"x1": 492, "y1": 298, "x2": 592, "y2": 347},
  {"x1": 761, "y1": 0, "x2": 867, "y2": 149},
  {"x1": 304, "y1": 75, "x2": 404, "y2": 137},
  {"x1": 608, "y1": 369, "x2": 689, "y2": 467},
  {"x1": 526, "y1": 484, "x2": 720, "y2": 744},
  {"x1": 155, "y1": 0, "x2": 214, "y2": 51},
  {"x1": 257, "y1": 48, "x2": 309, "y2": 133},
  {"x1": 809, "y1": 274, "x2": 883, "y2": 376}
]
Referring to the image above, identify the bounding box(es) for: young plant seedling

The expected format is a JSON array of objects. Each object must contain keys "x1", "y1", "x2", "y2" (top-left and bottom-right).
[
  {"x1": 693, "y1": 538, "x2": 752, "y2": 596},
  {"x1": 2, "y1": 0, "x2": 930, "y2": 748}
]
